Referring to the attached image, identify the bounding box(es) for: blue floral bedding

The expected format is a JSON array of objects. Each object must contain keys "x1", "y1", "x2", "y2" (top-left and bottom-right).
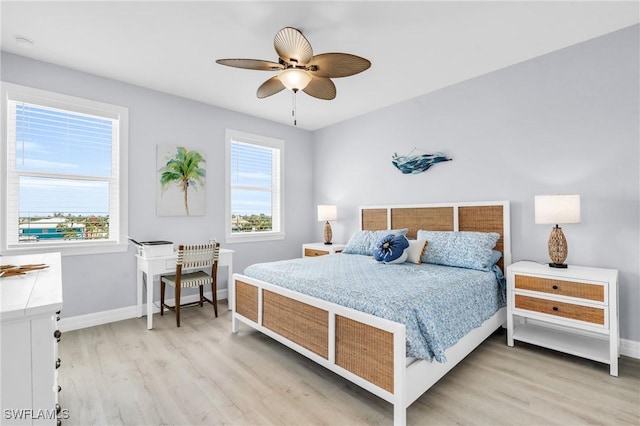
[{"x1": 243, "y1": 253, "x2": 506, "y2": 362}]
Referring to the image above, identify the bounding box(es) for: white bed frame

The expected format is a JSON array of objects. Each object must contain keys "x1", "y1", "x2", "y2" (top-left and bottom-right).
[{"x1": 231, "y1": 201, "x2": 511, "y2": 425}]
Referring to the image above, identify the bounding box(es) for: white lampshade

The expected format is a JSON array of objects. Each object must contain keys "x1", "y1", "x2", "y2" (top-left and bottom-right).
[
  {"x1": 278, "y1": 68, "x2": 312, "y2": 91},
  {"x1": 535, "y1": 195, "x2": 581, "y2": 224},
  {"x1": 317, "y1": 205, "x2": 337, "y2": 222}
]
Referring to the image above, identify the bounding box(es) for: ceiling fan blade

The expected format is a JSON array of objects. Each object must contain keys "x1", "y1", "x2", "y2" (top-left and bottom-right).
[
  {"x1": 216, "y1": 58, "x2": 284, "y2": 71},
  {"x1": 257, "y1": 76, "x2": 286, "y2": 99},
  {"x1": 308, "y1": 53, "x2": 371, "y2": 78},
  {"x1": 274, "y1": 27, "x2": 313, "y2": 65},
  {"x1": 302, "y1": 76, "x2": 336, "y2": 100}
]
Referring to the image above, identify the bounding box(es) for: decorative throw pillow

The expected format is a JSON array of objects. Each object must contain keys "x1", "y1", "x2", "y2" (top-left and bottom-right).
[
  {"x1": 343, "y1": 229, "x2": 409, "y2": 256},
  {"x1": 416, "y1": 230, "x2": 500, "y2": 271},
  {"x1": 489, "y1": 250, "x2": 502, "y2": 267},
  {"x1": 373, "y1": 234, "x2": 410, "y2": 264},
  {"x1": 405, "y1": 239, "x2": 428, "y2": 264}
]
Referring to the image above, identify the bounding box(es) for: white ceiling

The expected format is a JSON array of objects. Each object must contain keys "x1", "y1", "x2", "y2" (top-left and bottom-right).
[{"x1": 1, "y1": 1, "x2": 638, "y2": 131}]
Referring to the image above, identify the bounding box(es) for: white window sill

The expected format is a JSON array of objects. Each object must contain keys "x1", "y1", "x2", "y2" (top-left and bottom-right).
[
  {"x1": 2, "y1": 241, "x2": 130, "y2": 257},
  {"x1": 225, "y1": 231, "x2": 285, "y2": 244}
]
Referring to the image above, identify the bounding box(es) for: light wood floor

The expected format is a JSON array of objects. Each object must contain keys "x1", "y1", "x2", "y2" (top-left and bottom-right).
[{"x1": 59, "y1": 301, "x2": 640, "y2": 426}]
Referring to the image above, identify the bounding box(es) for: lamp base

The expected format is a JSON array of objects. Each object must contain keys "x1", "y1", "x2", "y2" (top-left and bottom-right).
[
  {"x1": 547, "y1": 225, "x2": 568, "y2": 267},
  {"x1": 323, "y1": 221, "x2": 333, "y2": 245}
]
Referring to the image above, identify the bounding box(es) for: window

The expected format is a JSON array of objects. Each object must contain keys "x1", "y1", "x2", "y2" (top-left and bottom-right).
[
  {"x1": 1, "y1": 82, "x2": 128, "y2": 255},
  {"x1": 225, "y1": 129, "x2": 284, "y2": 243}
]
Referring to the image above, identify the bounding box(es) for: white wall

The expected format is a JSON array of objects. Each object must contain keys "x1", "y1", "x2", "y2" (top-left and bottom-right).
[
  {"x1": 1, "y1": 52, "x2": 316, "y2": 317},
  {"x1": 312, "y1": 25, "x2": 640, "y2": 343}
]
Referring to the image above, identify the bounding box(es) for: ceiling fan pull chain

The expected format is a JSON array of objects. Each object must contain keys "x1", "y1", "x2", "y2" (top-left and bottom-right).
[{"x1": 292, "y1": 90, "x2": 297, "y2": 126}]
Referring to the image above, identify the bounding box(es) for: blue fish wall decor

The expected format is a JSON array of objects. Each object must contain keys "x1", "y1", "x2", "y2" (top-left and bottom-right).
[{"x1": 392, "y1": 150, "x2": 452, "y2": 174}]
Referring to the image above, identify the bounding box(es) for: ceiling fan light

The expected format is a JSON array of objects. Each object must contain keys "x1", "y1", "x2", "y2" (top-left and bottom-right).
[{"x1": 278, "y1": 68, "x2": 312, "y2": 91}]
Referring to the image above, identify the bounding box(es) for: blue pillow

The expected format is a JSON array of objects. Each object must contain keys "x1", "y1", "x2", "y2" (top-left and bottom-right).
[
  {"x1": 489, "y1": 250, "x2": 502, "y2": 266},
  {"x1": 343, "y1": 229, "x2": 409, "y2": 256},
  {"x1": 374, "y1": 234, "x2": 410, "y2": 264},
  {"x1": 416, "y1": 230, "x2": 500, "y2": 271}
]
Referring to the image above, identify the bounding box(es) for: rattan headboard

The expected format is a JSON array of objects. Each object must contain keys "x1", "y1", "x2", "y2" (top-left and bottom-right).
[{"x1": 360, "y1": 201, "x2": 511, "y2": 270}]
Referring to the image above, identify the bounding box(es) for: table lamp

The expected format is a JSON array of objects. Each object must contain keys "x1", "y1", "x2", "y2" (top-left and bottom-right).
[
  {"x1": 317, "y1": 205, "x2": 337, "y2": 245},
  {"x1": 534, "y1": 194, "x2": 581, "y2": 268}
]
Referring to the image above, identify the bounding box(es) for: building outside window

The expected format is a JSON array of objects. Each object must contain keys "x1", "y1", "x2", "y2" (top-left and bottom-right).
[
  {"x1": 1, "y1": 82, "x2": 128, "y2": 255},
  {"x1": 225, "y1": 129, "x2": 284, "y2": 243}
]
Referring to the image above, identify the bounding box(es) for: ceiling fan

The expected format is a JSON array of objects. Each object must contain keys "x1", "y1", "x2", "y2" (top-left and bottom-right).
[{"x1": 216, "y1": 27, "x2": 371, "y2": 101}]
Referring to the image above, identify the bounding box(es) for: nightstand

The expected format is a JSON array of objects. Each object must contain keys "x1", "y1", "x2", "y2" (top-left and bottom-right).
[
  {"x1": 507, "y1": 261, "x2": 619, "y2": 376},
  {"x1": 302, "y1": 242, "x2": 345, "y2": 257}
]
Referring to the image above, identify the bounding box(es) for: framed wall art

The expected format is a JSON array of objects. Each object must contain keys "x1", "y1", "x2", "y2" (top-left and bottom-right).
[{"x1": 156, "y1": 145, "x2": 206, "y2": 216}]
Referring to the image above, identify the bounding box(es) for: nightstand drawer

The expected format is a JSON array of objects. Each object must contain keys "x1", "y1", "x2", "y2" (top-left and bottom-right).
[
  {"x1": 305, "y1": 248, "x2": 329, "y2": 257},
  {"x1": 515, "y1": 275, "x2": 604, "y2": 302},
  {"x1": 515, "y1": 294, "x2": 605, "y2": 325}
]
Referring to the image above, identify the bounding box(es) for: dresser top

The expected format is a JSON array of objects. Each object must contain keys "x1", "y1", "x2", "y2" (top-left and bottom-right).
[
  {"x1": 509, "y1": 260, "x2": 618, "y2": 283},
  {"x1": 1, "y1": 252, "x2": 63, "y2": 321}
]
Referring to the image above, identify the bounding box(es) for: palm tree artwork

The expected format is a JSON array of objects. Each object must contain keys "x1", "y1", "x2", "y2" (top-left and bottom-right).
[{"x1": 158, "y1": 147, "x2": 206, "y2": 216}]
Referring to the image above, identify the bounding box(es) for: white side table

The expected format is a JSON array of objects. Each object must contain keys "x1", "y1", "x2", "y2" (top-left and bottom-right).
[
  {"x1": 302, "y1": 242, "x2": 345, "y2": 257},
  {"x1": 506, "y1": 261, "x2": 619, "y2": 376}
]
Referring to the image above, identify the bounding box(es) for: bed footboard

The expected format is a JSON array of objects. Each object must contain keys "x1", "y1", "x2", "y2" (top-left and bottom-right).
[
  {"x1": 232, "y1": 275, "x2": 505, "y2": 426},
  {"x1": 232, "y1": 274, "x2": 407, "y2": 424}
]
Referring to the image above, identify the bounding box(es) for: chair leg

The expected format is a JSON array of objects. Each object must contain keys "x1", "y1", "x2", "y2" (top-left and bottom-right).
[
  {"x1": 160, "y1": 281, "x2": 165, "y2": 316},
  {"x1": 211, "y1": 280, "x2": 218, "y2": 318},
  {"x1": 175, "y1": 285, "x2": 181, "y2": 327},
  {"x1": 199, "y1": 285, "x2": 204, "y2": 307}
]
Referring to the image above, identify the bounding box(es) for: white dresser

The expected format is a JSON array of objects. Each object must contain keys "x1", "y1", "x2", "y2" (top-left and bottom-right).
[
  {"x1": 302, "y1": 242, "x2": 345, "y2": 257},
  {"x1": 1, "y1": 252, "x2": 64, "y2": 425},
  {"x1": 506, "y1": 261, "x2": 619, "y2": 376}
]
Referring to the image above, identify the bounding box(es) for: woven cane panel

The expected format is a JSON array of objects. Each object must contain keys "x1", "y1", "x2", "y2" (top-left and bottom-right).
[
  {"x1": 263, "y1": 291, "x2": 329, "y2": 359},
  {"x1": 391, "y1": 207, "x2": 454, "y2": 239},
  {"x1": 458, "y1": 205, "x2": 505, "y2": 270},
  {"x1": 515, "y1": 275, "x2": 604, "y2": 302},
  {"x1": 236, "y1": 280, "x2": 259, "y2": 323},
  {"x1": 335, "y1": 315, "x2": 394, "y2": 393},
  {"x1": 361, "y1": 209, "x2": 388, "y2": 231},
  {"x1": 515, "y1": 295, "x2": 605, "y2": 325}
]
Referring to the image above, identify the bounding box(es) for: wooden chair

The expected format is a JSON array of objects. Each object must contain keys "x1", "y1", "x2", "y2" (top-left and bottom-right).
[{"x1": 160, "y1": 242, "x2": 220, "y2": 327}]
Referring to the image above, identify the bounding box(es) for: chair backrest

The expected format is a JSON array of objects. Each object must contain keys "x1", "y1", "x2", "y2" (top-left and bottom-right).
[{"x1": 176, "y1": 243, "x2": 220, "y2": 269}]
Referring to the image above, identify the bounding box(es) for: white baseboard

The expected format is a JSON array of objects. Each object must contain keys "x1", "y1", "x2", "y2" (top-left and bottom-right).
[
  {"x1": 59, "y1": 289, "x2": 228, "y2": 332},
  {"x1": 58, "y1": 291, "x2": 640, "y2": 360},
  {"x1": 621, "y1": 338, "x2": 640, "y2": 359}
]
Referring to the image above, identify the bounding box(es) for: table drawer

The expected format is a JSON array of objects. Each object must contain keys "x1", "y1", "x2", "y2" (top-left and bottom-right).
[
  {"x1": 305, "y1": 248, "x2": 329, "y2": 257},
  {"x1": 515, "y1": 294, "x2": 605, "y2": 326},
  {"x1": 515, "y1": 275, "x2": 604, "y2": 302}
]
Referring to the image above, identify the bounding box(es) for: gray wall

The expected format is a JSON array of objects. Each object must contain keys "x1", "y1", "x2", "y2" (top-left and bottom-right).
[
  {"x1": 312, "y1": 25, "x2": 640, "y2": 342},
  {"x1": 1, "y1": 52, "x2": 316, "y2": 317}
]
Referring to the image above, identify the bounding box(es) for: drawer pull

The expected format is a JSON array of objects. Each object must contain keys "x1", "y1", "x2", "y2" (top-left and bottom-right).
[
  {"x1": 552, "y1": 306, "x2": 559, "y2": 311},
  {"x1": 56, "y1": 358, "x2": 61, "y2": 369},
  {"x1": 55, "y1": 404, "x2": 61, "y2": 414},
  {"x1": 552, "y1": 285, "x2": 558, "y2": 290},
  {"x1": 57, "y1": 420, "x2": 62, "y2": 426},
  {"x1": 58, "y1": 385, "x2": 62, "y2": 393},
  {"x1": 54, "y1": 330, "x2": 62, "y2": 339}
]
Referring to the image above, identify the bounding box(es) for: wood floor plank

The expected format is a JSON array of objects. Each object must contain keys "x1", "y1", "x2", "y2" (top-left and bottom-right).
[{"x1": 58, "y1": 301, "x2": 640, "y2": 425}]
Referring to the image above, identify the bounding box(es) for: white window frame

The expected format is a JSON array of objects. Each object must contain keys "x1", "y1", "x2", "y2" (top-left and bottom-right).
[
  {"x1": 225, "y1": 129, "x2": 284, "y2": 244},
  {"x1": 1, "y1": 82, "x2": 129, "y2": 256}
]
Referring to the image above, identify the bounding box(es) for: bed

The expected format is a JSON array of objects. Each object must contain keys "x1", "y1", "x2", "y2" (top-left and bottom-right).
[{"x1": 231, "y1": 201, "x2": 511, "y2": 425}]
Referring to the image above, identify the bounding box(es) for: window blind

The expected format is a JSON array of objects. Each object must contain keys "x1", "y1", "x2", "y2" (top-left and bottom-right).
[
  {"x1": 2, "y1": 84, "x2": 126, "y2": 252},
  {"x1": 225, "y1": 129, "x2": 284, "y2": 241}
]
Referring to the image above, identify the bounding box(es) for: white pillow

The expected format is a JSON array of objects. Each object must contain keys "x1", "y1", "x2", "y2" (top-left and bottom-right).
[{"x1": 405, "y1": 239, "x2": 427, "y2": 264}]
